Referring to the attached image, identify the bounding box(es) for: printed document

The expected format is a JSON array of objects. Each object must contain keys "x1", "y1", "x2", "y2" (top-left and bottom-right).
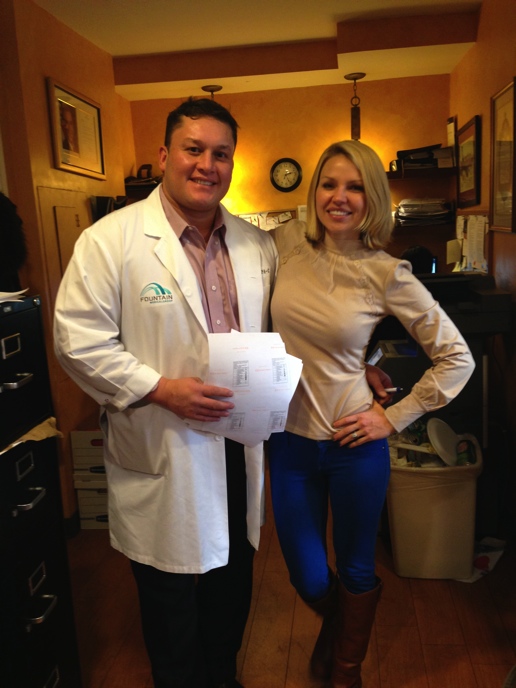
[{"x1": 186, "y1": 331, "x2": 302, "y2": 446}]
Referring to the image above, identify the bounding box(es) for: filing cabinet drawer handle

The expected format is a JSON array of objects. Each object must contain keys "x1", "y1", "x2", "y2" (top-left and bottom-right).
[
  {"x1": 16, "y1": 450, "x2": 35, "y2": 481},
  {"x1": 28, "y1": 560, "x2": 47, "y2": 596},
  {"x1": 24, "y1": 594, "x2": 58, "y2": 630},
  {"x1": 0, "y1": 371, "x2": 33, "y2": 392},
  {"x1": 43, "y1": 665, "x2": 60, "y2": 688},
  {"x1": 13, "y1": 486, "x2": 47, "y2": 516},
  {"x1": 1, "y1": 332, "x2": 21, "y2": 359}
]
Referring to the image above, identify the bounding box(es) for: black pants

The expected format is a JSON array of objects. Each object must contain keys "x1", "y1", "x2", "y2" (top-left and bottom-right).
[{"x1": 131, "y1": 439, "x2": 255, "y2": 688}]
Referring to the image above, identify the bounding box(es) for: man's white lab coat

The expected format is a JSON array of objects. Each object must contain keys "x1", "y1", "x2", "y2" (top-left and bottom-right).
[{"x1": 54, "y1": 187, "x2": 278, "y2": 573}]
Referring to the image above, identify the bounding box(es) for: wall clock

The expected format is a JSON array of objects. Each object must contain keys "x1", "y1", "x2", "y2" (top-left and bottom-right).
[{"x1": 270, "y1": 157, "x2": 302, "y2": 192}]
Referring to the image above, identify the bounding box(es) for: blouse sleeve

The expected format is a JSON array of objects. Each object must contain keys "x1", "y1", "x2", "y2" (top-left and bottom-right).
[
  {"x1": 270, "y1": 219, "x2": 307, "y2": 256},
  {"x1": 382, "y1": 262, "x2": 475, "y2": 432}
]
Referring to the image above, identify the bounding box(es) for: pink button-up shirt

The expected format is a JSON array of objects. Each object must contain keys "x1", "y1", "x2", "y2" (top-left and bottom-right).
[{"x1": 160, "y1": 187, "x2": 240, "y2": 333}]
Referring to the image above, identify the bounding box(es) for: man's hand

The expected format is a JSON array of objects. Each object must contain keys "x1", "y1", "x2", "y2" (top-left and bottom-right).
[
  {"x1": 145, "y1": 377, "x2": 234, "y2": 421},
  {"x1": 365, "y1": 363, "x2": 394, "y2": 407}
]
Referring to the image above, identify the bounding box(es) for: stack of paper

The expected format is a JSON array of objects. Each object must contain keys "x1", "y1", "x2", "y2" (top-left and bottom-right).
[
  {"x1": 0, "y1": 288, "x2": 28, "y2": 303},
  {"x1": 395, "y1": 198, "x2": 453, "y2": 226},
  {"x1": 186, "y1": 331, "x2": 303, "y2": 447}
]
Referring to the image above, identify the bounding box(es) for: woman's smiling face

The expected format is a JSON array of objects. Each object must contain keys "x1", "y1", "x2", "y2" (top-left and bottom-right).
[{"x1": 315, "y1": 154, "x2": 367, "y2": 240}]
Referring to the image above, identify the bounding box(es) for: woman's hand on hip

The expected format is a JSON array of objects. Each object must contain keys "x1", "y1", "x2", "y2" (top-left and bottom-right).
[{"x1": 332, "y1": 400, "x2": 395, "y2": 447}]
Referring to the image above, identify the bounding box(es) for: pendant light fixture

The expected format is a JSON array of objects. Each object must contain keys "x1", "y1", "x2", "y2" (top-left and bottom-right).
[
  {"x1": 344, "y1": 72, "x2": 366, "y2": 140},
  {"x1": 201, "y1": 85, "x2": 222, "y2": 99}
]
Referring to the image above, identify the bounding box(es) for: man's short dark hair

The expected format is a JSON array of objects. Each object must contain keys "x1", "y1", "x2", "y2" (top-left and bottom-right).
[{"x1": 164, "y1": 97, "x2": 239, "y2": 148}]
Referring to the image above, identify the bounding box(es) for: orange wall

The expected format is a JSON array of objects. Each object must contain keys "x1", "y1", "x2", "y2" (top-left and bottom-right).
[
  {"x1": 450, "y1": 0, "x2": 516, "y2": 297},
  {"x1": 450, "y1": 0, "x2": 516, "y2": 533},
  {"x1": 13, "y1": 3, "x2": 125, "y2": 194},
  {"x1": 0, "y1": 0, "x2": 129, "y2": 311},
  {"x1": 0, "y1": 0, "x2": 132, "y2": 519},
  {"x1": 116, "y1": 93, "x2": 137, "y2": 179},
  {"x1": 131, "y1": 75, "x2": 450, "y2": 216}
]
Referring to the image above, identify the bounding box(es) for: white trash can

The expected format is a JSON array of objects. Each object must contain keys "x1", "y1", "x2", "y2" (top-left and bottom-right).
[{"x1": 386, "y1": 421, "x2": 482, "y2": 579}]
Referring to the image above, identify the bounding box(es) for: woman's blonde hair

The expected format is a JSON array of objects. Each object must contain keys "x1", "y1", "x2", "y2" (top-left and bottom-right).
[{"x1": 305, "y1": 140, "x2": 394, "y2": 249}]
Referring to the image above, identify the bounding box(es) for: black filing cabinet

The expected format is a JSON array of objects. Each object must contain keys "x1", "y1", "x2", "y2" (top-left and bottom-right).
[{"x1": 0, "y1": 296, "x2": 81, "y2": 687}]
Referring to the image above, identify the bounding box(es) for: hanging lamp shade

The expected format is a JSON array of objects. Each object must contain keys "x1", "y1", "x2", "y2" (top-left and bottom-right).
[{"x1": 344, "y1": 73, "x2": 366, "y2": 140}]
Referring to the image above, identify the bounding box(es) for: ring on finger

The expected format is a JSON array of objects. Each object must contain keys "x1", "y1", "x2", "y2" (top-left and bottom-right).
[{"x1": 352, "y1": 431, "x2": 358, "y2": 440}]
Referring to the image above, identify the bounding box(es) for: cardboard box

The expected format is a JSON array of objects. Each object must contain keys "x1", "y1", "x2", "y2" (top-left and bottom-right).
[
  {"x1": 74, "y1": 473, "x2": 109, "y2": 530},
  {"x1": 71, "y1": 430, "x2": 105, "y2": 471},
  {"x1": 71, "y1": 429, "x2": 104, "y2": 449},
  {"x1": 79, "y1": 514, "x2": 109, "y2": 530}
]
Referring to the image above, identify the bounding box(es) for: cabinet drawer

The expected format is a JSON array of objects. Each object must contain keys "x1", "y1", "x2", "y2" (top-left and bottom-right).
[
  {"x1": 14, "y1": 524, "x2": 69, "y2": 613},
  {"x1": 0, "y1": 439, "x2": 61, "y2": 547},
  {"x1": 0, "y1": 297, "x2": 53, "y2": 450},
  {"x1": 6, "y1": 557, "x2": 78, "y2": 687},
  {"x1": 0, "y1": 457, "x2": 82, "y2": 687}
]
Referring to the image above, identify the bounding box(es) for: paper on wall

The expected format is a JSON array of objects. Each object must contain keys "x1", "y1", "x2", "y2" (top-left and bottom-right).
[
  {"x1": 446, "y1": 239, "x2": 462, "y2": 265},
  {"x1": 452, "y1": 214, "x2": 488, "y2": 272},
  {"x1": 465, "y1": 215, "x2": 488, "y2": 270}
]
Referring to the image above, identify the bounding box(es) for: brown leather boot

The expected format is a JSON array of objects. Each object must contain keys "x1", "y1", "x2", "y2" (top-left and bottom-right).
[
  {"x1": 303, "y1": 572, "x2": 338, "y2": 680},
  {"x1": 330, "y1": 578, "x2": 382, "y2": 688}
]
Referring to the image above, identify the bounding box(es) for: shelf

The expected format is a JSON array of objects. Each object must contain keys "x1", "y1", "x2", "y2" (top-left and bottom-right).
[
  {"x1": 393, "y1": 221, "x2": 455, "y2": 232},
  {"x1": 387, "y1": 167, "x2": 457, "y2": 180},
  {"x1": 125, "y1": 180, "x2": 159, "y2": 200}
]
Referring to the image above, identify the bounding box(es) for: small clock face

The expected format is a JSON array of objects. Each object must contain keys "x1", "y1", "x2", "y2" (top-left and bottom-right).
[{"x1": 270, "y1": 158, "x2": 302, "y2": 192}]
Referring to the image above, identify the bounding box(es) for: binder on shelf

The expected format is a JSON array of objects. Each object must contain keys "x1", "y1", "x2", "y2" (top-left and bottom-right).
[
  {"x1": 401, "y1": 158, "x2": 438, "y2": 170},
  {"x1": 396, "y1": 144, "x2": 442, "y2": 159},
  {"x1": 433, "y1": 146, "x2": 455, "y2": 168}
]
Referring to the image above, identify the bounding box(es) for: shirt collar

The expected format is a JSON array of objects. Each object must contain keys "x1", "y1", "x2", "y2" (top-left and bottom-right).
[{"x1": 159, "y1": 185, "x2": 225, "y2": 240}]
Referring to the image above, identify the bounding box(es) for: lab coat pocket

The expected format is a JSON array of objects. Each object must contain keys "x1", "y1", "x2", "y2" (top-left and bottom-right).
[{"x1": 102, "y1": 405, "x2": 172, "y2": 475}]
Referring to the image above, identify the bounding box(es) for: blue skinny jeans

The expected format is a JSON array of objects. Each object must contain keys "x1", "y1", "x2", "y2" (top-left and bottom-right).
[{"x1": 268, "y1": 430, "x2": 390, "y2": 600}]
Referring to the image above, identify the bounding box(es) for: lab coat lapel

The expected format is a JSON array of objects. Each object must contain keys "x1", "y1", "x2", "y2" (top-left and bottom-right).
[
  {"x1": 142, "y1": 189, "x2": 209, "y2": 332},
  {"x1": 223, "y1": 211, "x2": 264, "y2": 333}
]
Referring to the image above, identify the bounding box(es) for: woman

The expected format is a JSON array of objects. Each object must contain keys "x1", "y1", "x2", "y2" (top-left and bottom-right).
[{"x1": 268, "y1": 140, "x2": 474, "y2": 688}]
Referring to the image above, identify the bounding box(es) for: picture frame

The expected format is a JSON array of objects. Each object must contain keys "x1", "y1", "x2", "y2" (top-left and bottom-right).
[
  {"x1": 447, "y1": 115, "x2": 458, "y2": 165},
  {"x1": 457, "y1": 115, "x2": 481, "y2": 208},
  {"x1": 47, "y1": 78, "x2": 105, "y2": 180},
  {"x1": 490, "y1": 79, "x2": 515, "y2": 232}
]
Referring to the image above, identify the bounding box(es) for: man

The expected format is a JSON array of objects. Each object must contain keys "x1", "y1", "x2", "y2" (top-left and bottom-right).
[
  {"x1": 59, "y1": 101, "x2": 79, "y2": 153},
  {"x1": 54, "y1": 98, "x2": 277, "y2": 688}
]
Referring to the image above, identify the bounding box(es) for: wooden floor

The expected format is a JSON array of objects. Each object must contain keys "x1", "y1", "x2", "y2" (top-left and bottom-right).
[{"x1": 67, "y1": 473, "x2": 516, "y2": 688}]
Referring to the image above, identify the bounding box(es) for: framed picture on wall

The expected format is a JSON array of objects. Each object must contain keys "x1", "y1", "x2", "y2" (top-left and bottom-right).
[
  {"x1": 490, "y1": 79, "x2": 515, "y2": 232},
  {"x1": 457, "y1": 115, "x2": 481, "y2": 208},
  {"x1": 447, "y1": 115, "x2": 458, "y2": 165},
  {"x1": 47, "y1": 78, "x2": 106, "y2": 180}
]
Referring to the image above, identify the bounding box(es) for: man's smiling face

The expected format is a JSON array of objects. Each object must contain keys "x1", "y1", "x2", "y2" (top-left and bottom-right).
[{"x1": 158, "y1": 115, "x2": 235, "y2": 230}]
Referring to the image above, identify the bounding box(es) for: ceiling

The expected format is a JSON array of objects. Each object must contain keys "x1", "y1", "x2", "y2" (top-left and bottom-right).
[{"x1": 32, "y1": 0, "x2": 482, "y2": 100}]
